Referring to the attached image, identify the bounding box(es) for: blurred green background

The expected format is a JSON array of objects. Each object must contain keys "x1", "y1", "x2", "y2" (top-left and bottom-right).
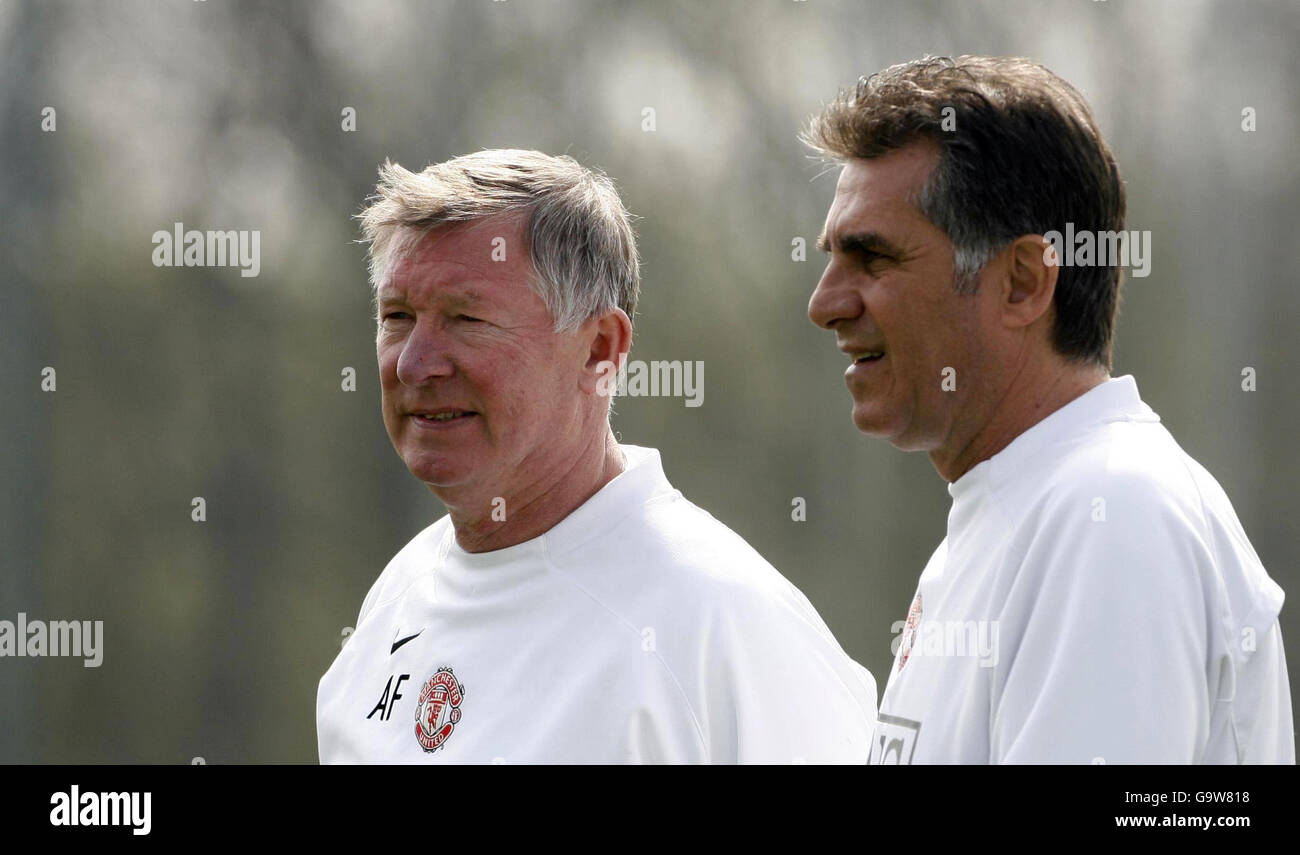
[{"x1": 1, "y1": 0, "x2": 1296, "y2": 762}]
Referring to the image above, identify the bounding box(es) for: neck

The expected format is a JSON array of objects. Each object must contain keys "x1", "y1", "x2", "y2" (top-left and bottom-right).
[
  {"x1": 932, "y1": 358, "x2": 1110, "y2": 483},
  {"x1": 441, "y1": 428, "x2": 626, "y2": 553}
]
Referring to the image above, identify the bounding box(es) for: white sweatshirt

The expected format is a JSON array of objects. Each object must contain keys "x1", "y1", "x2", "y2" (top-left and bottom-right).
[
  {"x1": 319, "y1": 445, "x2": 877, "y2": 763},
  {"x1": 872, "y1": 375, "x2": 1293, "y2": 764}
]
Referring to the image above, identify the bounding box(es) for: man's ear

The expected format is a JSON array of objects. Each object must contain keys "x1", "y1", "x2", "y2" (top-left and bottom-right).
[
  {"x1": 579, "y1": 307, "x2": 633, "y2": 396},
  {"x1": 998, "y1": 234, "x2": 1059, "y2": 330}
]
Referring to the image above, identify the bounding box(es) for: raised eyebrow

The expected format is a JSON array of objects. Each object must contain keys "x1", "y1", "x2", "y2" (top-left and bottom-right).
[
  {"x1": 376, "y1": 287, "x2": 486, "y2": 307},
  {"x1": 447, "y1": 288, "x2": 485, "y2": 307},
  {"x1": 375, "y1": 293, "x2": 404, "y2": 314}
]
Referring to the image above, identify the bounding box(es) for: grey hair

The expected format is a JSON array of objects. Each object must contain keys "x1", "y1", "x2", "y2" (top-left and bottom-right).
[
  {"x1": 358, "y1": 149, "x2": 640, "y2": 333},
  {"x1": 915, "y1": 170, "x2": 1002, "y2": 295}
]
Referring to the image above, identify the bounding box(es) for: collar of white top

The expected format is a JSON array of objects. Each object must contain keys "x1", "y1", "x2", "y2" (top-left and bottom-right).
[
  {"x1": 948, "y1": 375, "x2": 1157, "y2": 498},
  {"x1": 438, "y1": 444, "x2": 677, "y2": 568}
]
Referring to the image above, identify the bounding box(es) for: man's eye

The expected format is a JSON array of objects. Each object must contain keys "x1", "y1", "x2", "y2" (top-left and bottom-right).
[
  {"x1": 381, "y1": 311, "x2": 412, "y2": 321},
  {"x1": 457, "y1": 314, "x2": 485, "y2": 324},
  {"x1": 858, "y1": 252, "x2": 895, "y2": 273}
]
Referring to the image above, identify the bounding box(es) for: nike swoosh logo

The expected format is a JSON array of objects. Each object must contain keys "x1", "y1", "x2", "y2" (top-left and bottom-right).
[{"x1": 390, "y1": 631, "x2": 423, "y2": 654}]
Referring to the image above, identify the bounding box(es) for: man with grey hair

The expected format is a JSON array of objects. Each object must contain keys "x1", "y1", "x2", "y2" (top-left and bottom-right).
[
  {"x1": 805, "y1": 56, "x2": 1292, "y2": 764},
  {"x1": 317, "y1": 149, "x2": 877, "y2": 763}
]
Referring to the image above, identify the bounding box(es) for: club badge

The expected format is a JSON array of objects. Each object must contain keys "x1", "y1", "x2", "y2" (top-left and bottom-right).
[
  {"x1": 898, "y1": 593, "x2": 923, "y2": 671},
  {"x1": 414, "y1": 667, "x2": 464, "y2": 752}
]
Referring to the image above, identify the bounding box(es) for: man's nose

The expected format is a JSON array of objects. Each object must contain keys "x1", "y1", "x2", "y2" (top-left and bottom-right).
[
  {"x1": 395, "y1": 320, "x2": 456, "y2": 386},
  {"x1": 807, "y1": 263, "x2": 863, "y2": 330}
]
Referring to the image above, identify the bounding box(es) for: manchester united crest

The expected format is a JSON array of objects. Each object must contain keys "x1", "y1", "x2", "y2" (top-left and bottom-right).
[
  {"x1": 414, "y1": 667, "x2": 464, "y2": 752},
  {"x1": 898, "y1": 593, "x2": 923, "y2": 671}
]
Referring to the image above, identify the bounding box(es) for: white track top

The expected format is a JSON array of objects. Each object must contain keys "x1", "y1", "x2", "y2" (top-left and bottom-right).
[
  {"x1": 319, "y1": 445, "x2": 877, "y2": 763},
  {"x1": 872, "y1": 376, "x2": 1293, "y2": 764}
]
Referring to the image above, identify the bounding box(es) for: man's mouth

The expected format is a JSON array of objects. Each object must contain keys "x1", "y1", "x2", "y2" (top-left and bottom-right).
[
  {"x1": 410, "y1": 409, "x2": 477, "y2": 424},
  {"x1": 850, "y1": 351, "x2": 885, "y2": 364}
]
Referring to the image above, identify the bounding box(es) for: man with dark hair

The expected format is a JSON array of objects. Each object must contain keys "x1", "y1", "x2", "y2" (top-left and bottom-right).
[{"x1": 805, "y1": 56, "x2": 1293, "y2": 763}]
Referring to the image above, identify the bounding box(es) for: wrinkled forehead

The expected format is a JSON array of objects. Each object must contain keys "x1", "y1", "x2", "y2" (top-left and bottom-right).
[
  {"x1": 388, "y1": 215, "x2": 525, "y2": 269},
  {"x1": 380, "y1": 215, "x2": 532, "y2": 299},
  {"x1": 828, "y1": 146, "x2": 939, "y2": 226}
]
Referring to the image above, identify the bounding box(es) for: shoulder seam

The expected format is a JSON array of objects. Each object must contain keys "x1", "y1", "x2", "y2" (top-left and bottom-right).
[
  {"x1": 359, "y1": 522, "x2": 449, "y2": 625},
  {"x1": 538, "y1": 535, "x2": 710, "y2": 758}
]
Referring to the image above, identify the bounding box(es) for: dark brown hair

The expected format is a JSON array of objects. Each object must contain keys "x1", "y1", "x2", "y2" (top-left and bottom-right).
[{"x1": 804, "y1": 55, "x2": 1126, "y2": 368}]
